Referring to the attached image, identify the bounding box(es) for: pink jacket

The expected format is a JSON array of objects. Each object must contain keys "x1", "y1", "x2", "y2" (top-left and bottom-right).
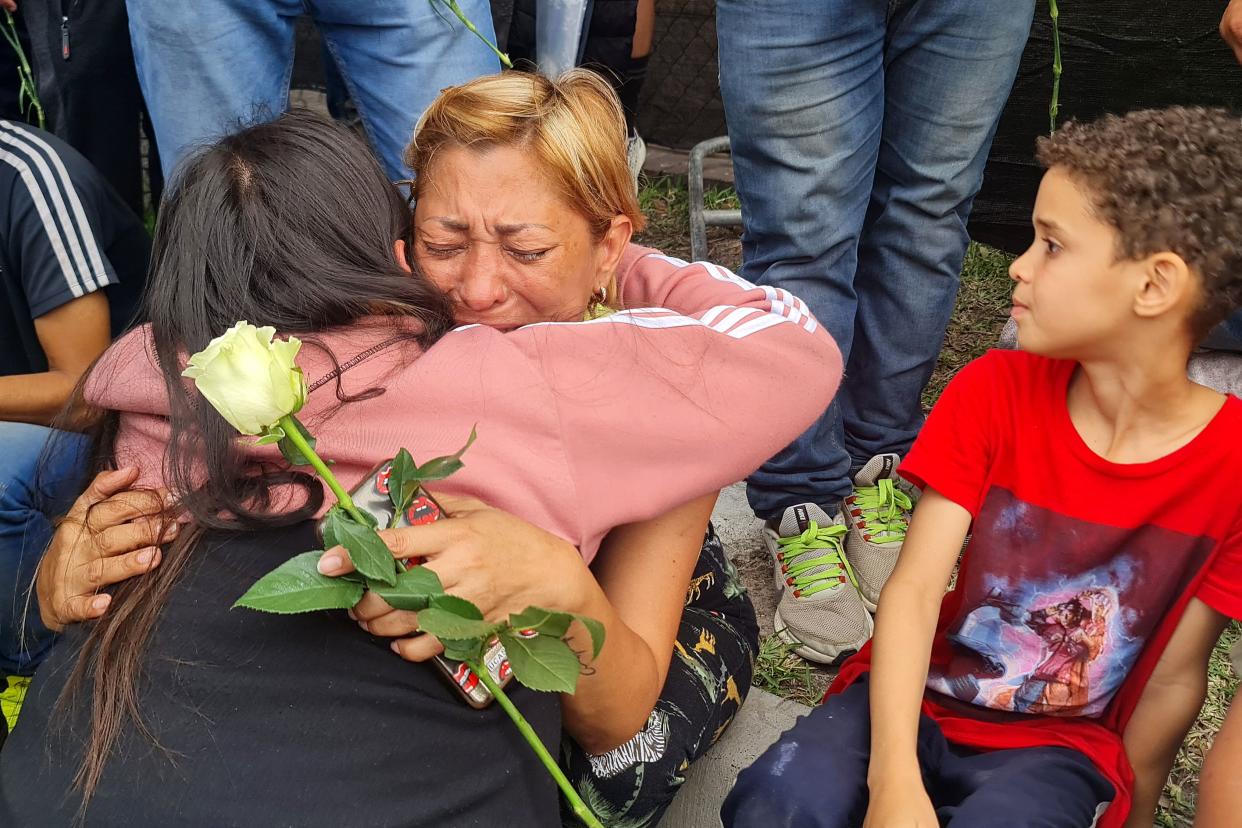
[{"x1": 87, "y1": 245, "x2": 842, "y2": 562}]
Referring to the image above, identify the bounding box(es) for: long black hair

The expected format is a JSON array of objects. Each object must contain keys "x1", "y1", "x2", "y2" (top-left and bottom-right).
[{"x1": 62, "y1": 110, "x2": 454, "y2": 807}]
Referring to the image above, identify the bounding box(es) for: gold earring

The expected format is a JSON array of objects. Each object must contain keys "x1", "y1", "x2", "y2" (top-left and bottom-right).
[{"x1": 584, "y1": 286, "x2": 611, "y2": 321}]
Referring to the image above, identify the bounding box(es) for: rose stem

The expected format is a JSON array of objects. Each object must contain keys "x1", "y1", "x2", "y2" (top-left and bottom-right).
[
  {"x1": 472, "y1": 663, "x2": 603, "y2": 828},
  {"x1": 278, "y1": 414, "x2": 369, "y2": 526}
]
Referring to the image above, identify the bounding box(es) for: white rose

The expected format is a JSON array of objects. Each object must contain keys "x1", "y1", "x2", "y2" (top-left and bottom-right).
[{"x1": 182, "y1": 321, "x2": 307, "y2": 435}]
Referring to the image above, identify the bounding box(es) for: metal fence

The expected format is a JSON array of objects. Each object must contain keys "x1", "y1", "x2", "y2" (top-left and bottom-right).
[{"x1": 636, "y1": 0, "x2": 725, "y2": 150}]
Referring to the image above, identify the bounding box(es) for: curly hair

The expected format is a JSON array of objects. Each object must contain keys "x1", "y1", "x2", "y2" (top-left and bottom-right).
[{"x1": 1036, "y1": 107, "x2": 1242, "y2": 337}]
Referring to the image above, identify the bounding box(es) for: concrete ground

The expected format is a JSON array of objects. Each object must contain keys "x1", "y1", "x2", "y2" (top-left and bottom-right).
[{"x1": 654, "y1": 484, "x2": 810, "y2": 828}]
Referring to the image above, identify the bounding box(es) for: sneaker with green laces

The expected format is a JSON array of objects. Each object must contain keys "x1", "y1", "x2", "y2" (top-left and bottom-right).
[
  {"x1": 765, "y1": 503, "x2": 873, "y2": 664},
  {"x1": 843, "y1": 453, "x2": 917, "y2": 612}
]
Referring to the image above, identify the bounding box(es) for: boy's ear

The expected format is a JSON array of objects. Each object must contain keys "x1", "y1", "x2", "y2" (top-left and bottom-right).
[{"x1": 1133, "y1": 251, "x2": 1193, "y2": 321}]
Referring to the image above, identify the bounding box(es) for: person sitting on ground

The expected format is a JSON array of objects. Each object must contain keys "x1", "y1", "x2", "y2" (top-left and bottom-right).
[
  {"x1": 722, "y1": 106, "x2": 1242, "y2": 828},
  {"x1": 0, "y1": 119, "x2": 149, "y2": 735},
  {"x1": 28, "y1": 70, "x2": 792, "y2": 828},
  {"x1": 4, "y1": 95, "x2": 839, "y2": 825}
]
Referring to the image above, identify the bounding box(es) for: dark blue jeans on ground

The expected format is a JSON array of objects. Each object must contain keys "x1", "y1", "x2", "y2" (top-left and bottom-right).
[
  {"x1": 717, "y1": 0, "x2": 1035, "y2": 518},
  {"x1": 722, "y1": 678, "x2": 1114, "y2": 828},
  {"x1": 126, "y1": 0, "x2": 500, "y2": 181},
  {"x1": 0, "y1": 423, "x2": 89, "y2": 676}
]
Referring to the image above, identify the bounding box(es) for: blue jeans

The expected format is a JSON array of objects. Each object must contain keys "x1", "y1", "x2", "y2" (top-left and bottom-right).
[
  {"x1": 1204, "y1": 309, "x2": 1242, "y2": 353},
  {"x1": 0, "y1": 423, "x2": 90, "y2": 676},
  {"x1": 717, "y1": 0, "x2": 1034, "y2": 518},
  {"x1": 126, "y1": 0, "x2": 500, "y2": 181},
  {"x1": 722, "y1": 679, "x2": 1113, "y2": 828}
]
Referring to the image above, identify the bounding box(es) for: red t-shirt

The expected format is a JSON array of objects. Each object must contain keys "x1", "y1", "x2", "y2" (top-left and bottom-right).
[{"x1": 831, "y1": 350, "x2": 1242, "y2": 828}]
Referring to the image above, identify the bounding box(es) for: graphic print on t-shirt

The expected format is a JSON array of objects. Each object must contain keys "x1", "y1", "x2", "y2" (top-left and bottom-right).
[{"x1": 927, "y1": 487, "x2": 1213, "y2": 718}]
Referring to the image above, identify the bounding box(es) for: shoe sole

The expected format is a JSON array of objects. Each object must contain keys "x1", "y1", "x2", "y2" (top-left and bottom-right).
[
  {"x1": 858, "y1": 590, "x2": 878, "y2": 614},
  {"x1": 773, "y1": 608, "x2": 871, "y2": 666}
]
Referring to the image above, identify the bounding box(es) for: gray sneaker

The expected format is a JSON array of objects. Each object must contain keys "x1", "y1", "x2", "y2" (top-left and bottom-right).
[
  {"x1": 765, "y1": 503, "x2": 872, "y2": 664},
  {"x1": 843, "y1": 453, "x2": 916, "y2": 612}
]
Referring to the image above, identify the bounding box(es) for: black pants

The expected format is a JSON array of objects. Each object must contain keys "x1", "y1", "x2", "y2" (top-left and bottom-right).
[
  {"x1": 722, "y1": 678, "x2": 1115, "y2": 828},
  {"x1": 563, "y1": 523, "x2": 760, "y2": 827},
  {"x1": 22, "y1": 0, "x2": 158, "y2": 216}
]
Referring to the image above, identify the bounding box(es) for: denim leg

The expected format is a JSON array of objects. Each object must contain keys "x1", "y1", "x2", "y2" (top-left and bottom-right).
[
  {"x1": 842, "y1": 0, "x2": 1034, "y2": 465},
  {"x1": 718, "y1": 0, "x2": 889, "y2": 520},
  {"x1": 721, "y1": 679, "x2": 874, "y2": 828},
  {"x1": 0, "y1": 423, "x2": 90, "y2": 676},
  {"x1": 312, "y1": 0, "x2": 500, "y2": 181},
  {"x1": 933, "y1": 744, "x2": 1113, "y2": 827},
  {"x1": 125, "y1": 0, "x2": 301, "y2": 180},
  {"x1": 1203, "y1": 308, "x2": 1242, "y2": 353}
]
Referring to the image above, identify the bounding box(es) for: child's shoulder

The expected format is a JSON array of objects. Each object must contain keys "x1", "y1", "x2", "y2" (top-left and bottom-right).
[{"x1": 946, "y1": 348, "x2": 1071, "y2": 398}]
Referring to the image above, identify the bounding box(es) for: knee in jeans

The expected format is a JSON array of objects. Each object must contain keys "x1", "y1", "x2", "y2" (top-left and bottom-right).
[{"x1": 723, "y1": 739, "x2": 860, "y2": 828}]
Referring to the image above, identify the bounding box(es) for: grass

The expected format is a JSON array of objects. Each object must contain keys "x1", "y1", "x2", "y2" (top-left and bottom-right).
[
  {"x1": 752, "y1": 634, "x2": 825, "y2": 706},
  {"x1": 637, "y1": 173, "x2": 1240, "y2": 827}
]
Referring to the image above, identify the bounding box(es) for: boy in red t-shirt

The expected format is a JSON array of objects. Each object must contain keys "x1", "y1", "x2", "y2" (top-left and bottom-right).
[{"x1": 722, "y1": 107, "x2": 1242, "y2": 828}]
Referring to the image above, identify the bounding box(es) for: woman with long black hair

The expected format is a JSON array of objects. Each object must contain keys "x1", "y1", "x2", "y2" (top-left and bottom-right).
[{"x1": 3, "y1": 92, "x2": 840, "y2": 826}]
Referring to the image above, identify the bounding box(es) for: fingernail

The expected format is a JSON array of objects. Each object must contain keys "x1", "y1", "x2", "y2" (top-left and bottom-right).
[
  {"x1": 91, "y1": 594, "x2": 111, "y2": 610},
  {"x1": 137, "y1": 549, "x2": 154, "y2": 565},
  {"x1": 318, "y1": 554, "x2": 342, "y2": 574},
  {"x1": 358, "y1": 621, "x2": 370, "y2": 633},
  {"x1": 163, "y1": 490, "x2": 178, "y2": 508},
  {"x1": 346, "y1": 608, "x2": 356, "y2": 621},
  {"x1": 390, "y1": 641, "x2": 401, "y2": 654}
]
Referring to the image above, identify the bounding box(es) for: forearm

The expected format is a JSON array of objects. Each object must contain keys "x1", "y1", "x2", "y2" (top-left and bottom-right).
[
  {"x1": 0, "y1": 370, "x2": 80, "y2": 425},
  {"x1": 1122, "y1": 673, "x2": 1206, "y2": 827},
  {"x1": 560, "y1": 576, "x2": 663, "y2": 754},
  {"x1": 867, "y1": 575, "x2": 944, "y2": 791}
]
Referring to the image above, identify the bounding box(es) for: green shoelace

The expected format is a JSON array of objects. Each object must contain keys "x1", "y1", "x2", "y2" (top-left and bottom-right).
[
  {"x1": 852, "y1": 478, "x2": 913, "y2": 544},
  {"x1": 777, "y1": 520, "x2": 856, "y2": 599}
]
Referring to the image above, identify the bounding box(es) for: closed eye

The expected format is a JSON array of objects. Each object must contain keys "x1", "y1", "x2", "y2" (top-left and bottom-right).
[
  {"x1": 422, "y1": 243, "x2": 465, "y2": 257},
  {"x1": 507, "y1": 248, "x2": 549, "y2": 262}
]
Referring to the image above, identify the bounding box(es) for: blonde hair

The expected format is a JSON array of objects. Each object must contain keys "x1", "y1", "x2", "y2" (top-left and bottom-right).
[{"x1": 405, "y1": 69, "x2": 646, "y2": 239}]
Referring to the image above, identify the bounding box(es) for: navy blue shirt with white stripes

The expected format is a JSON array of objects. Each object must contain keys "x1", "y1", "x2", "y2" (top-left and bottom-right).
[{"x1": 0, "y1": 120, "x2": 150, "y2": 377}]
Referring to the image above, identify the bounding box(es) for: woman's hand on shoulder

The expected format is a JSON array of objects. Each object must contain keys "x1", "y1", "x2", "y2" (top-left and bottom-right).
[
  {"x1": 319, "y1": 494, "x2": 591, "y2": 661},
  {"x1": 36, "y1": 467, "x2": 175, "y2": 630}
]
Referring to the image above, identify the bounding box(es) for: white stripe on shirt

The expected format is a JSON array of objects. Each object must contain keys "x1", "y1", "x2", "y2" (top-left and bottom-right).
[
  {"x1": 0, "y1": 124, "x2": 108, "y2": 292},
  {"x1": 0, "y1": 145, "x2": 84, "y2": 296},
  {"x1": 1, "y1": 123, "x2": 110, "y2": 288}
]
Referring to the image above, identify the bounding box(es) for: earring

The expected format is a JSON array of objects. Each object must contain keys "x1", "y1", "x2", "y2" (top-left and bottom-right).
[{"x1": 584, "y1": 285, "x2": 611, "y2": 321}]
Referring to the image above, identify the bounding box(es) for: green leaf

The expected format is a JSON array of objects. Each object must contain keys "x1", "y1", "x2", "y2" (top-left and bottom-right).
[
  {"x1": 233, "y1": 550, "x2": 364, "y2": 614},
  {"x1": 254, "y1": 426, "x2": 285, "y2": 446},
  {"x1": 387, "y1": 449, "x2": 421, "y2": 514},
  {"x1": 369, "y1": 564, "x2": 444, "y2": 611},
  {"x1": 574, "y1": 614, "x2": 607, "y2": 660},
  {"x1": 327, "y1": 509, "x2": 397, "y2": 587},
  {"x1": 499, "y1": 630, "x2": 582, "y2": 693},
  {"x1": 277, "y1": 415, "x2": 317, "y2": 466},
  {"x1": 413, "y1": 426, "x2": 478, "y2": 482},
  {"x1": 508, "y1": 606, "x2": 573, "y2": 638},
  {"x1": 441, "y1": 638, "x2": 486, "y2": 663},
  {"x1": 429, "y1": 593, "x2": 484, "y2": 619},
  {"x1": 507, "y1": 606, "x2": 606, "y2": 659},
  {"x1": 417, "y1": 594, "x2": 502, "y2": 640},
  {"x1": 321, "y1": 504, "x2": 344, "y2": 550}
]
